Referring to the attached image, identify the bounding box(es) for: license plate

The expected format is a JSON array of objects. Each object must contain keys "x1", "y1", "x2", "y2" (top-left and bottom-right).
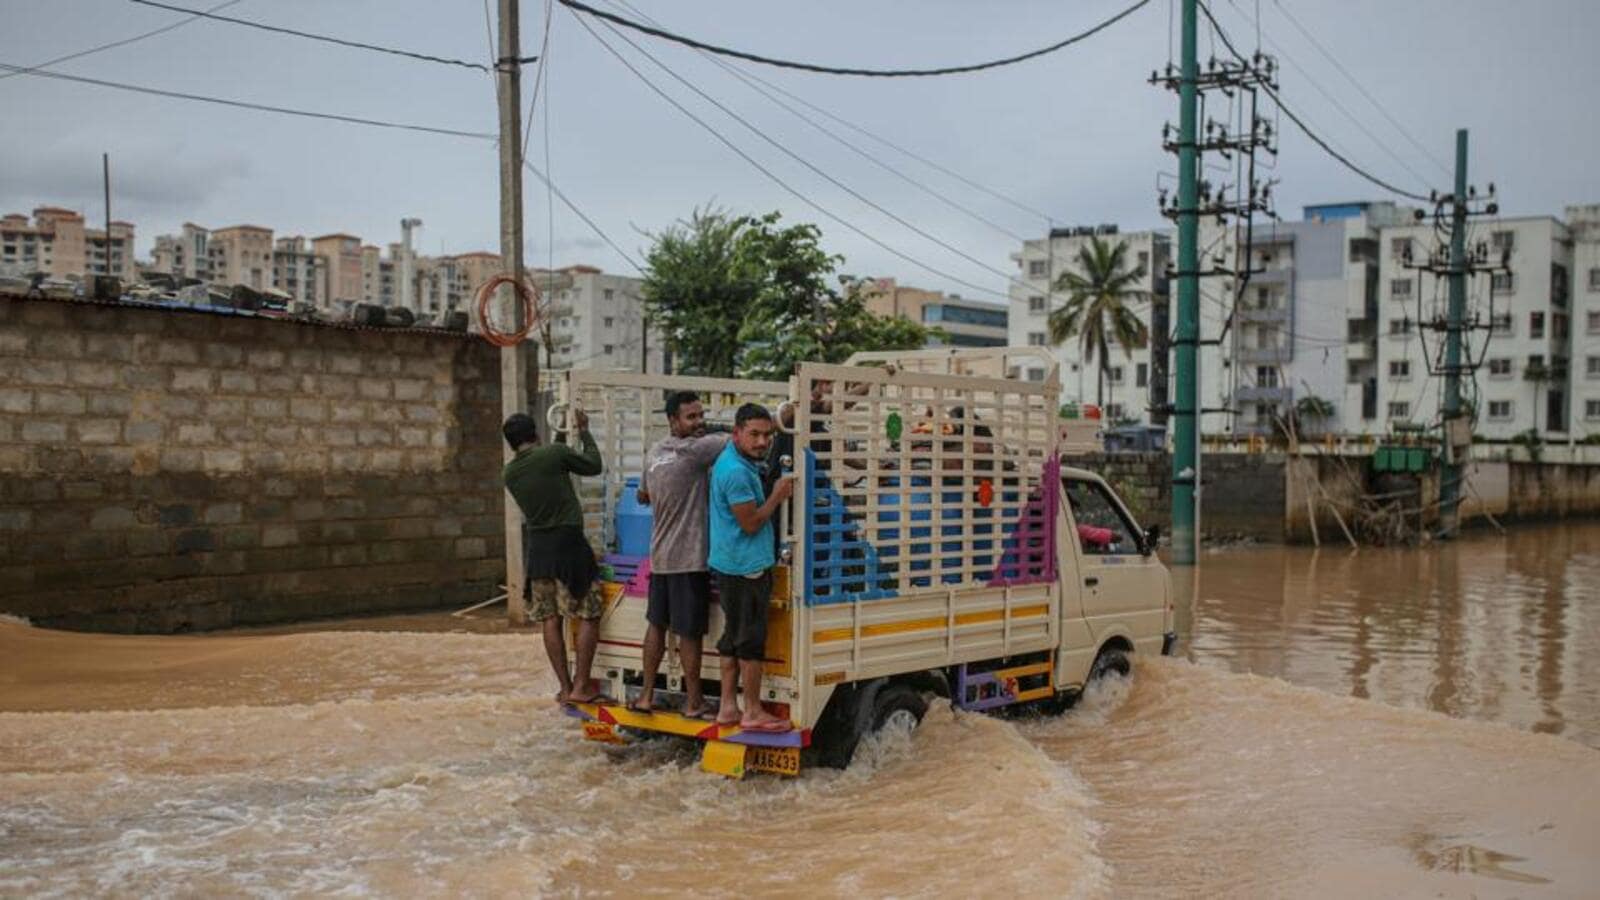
[
  {"x1": 582, "y1": 721, "x2": 628, "y2": 745},
  {"x1": 746, "y1": 745, "x2": 801, "y2": 777}
]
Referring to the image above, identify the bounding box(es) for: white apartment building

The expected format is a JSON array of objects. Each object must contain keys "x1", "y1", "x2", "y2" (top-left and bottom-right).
[
  {"x1": 1374, "y1": 215, "x2": 1575, "y2": 441},
  {"x1": 1008, "y1": 226, "x2": 1171, "y2": 425},
  {"x1": 272, "y1": 236, "x2": 324, "y2": 308},
  {"x1": 541, "y1": 266, "x2": 664, "y2": 373},
  {"x1": 1199, "y1": 202, "x2": 1414, "y2": 437},
  {"x1": 151, "y1": 223, "x2": 217, "y2": 282},
  {"x1": 1570, "y1": 205, "x2": 1600, "y2": 436}
]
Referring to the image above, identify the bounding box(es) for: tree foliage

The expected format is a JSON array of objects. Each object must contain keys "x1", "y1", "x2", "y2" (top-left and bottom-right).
[
  {"x1": 641, "y1": 207, "x2": 933, "y2": 379},
  {"x1": 1046, "y1": 236, "x2": 1149, "y2": 407}
]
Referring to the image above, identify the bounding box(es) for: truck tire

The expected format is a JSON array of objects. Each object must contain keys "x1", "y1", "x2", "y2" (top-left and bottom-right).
[
  {"x1": 1089, "y1": 646, "x2": 1131, "y2": 683},
  {"x1": 804, "y1": 679, "x2": 931, "y2": 770}
]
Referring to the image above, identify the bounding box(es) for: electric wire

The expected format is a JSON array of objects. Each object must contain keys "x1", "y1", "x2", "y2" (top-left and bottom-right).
[
  {"x1": 580, "y1": 12, "x2": 1031, "y2": 301},
  {"x1": 1197, "y1": 2, "x2": 1431, "y2": 203},
  {"x1": 0, "y1": 0, "x2": 244, "y2": 82},
  {"x1": 0, "y1": 61, "x2": 495, "y2": 139},
  {"x1": 126, "y1": 0, "x2": 514, "y2": 71},
  {"x1": 522, "y1": 158, "x2": 644, "y2": 273},
  {"x1": 559, "y1": 0, "x2": 1152, "y2": 78},
  {"x1": 521, "y1": 0, "x2": 556, "y2": 158},
  {"x1": 1270, "y1": 0, "x2": 1452, "y2": 178},
  {"x1": 600, "y1": 0, "x2": 1029, "y2": 243},
  {"x1": 1218, "y1": 0, "x2": 1438, "y2": 191}
]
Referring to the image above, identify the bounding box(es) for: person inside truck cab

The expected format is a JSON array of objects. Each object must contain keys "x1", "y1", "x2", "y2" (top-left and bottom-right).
[
  {"x1": 630, "y1": 391, "x2": 729, "y2": 718},
  {"x1": 501, "y1": 411, "x2": 609, "y2": 706},
  {"x1": 709, "y1": 403, "x2": 794, "y2": 733},
  {"x1": 1066, "y1": 486, "x2": 1129, "y2": 554}
]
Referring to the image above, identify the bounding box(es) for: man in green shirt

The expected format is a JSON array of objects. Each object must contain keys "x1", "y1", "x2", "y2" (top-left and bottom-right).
[{"x1": 502, "y1": 410, "x2": 608, "y2": 705}]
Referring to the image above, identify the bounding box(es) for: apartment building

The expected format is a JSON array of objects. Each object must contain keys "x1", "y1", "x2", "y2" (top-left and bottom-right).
[
  {"x1": 1374, "y1": 215, "x2": 1575, "y2": 441},
  {"x1": 864, "y1": 278, "x2": 1008, "y2": 347},
  {"x1": 1197, "y1": 202, "x2": 1414, "y2": 437},
  {"x1": 1570, "y1": 205, "x2": 1600, "y2": 437},
  {"x1": 272, "y1": 236, "x2": 324, "y2": 307},
  {"x1": 0, "y1": 206, "x2": 135, "y2": 280},
  {"x1": 210, "y1": 225, "x2": 274, "y2": 291},
  {"x1": 541, "y1": 266, "x2": 664, "y2": 373},
  {"x1": 311, "y1": 234, "x2": 364, "y2": 309},
  {"x1": 1009, "y1": 226, "x2": 1170, "y2": 424},
  {"x1": 151, "y1": 223, "x2": 217, "y2": 282}
]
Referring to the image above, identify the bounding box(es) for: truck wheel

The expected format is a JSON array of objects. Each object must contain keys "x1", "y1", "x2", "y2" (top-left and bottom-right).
[
  {"x1": 804, "y1": 680, "x2": 930, "y2": 770},
  {"x1": 1089, "y1": 647, "x2": 1131, "y2": 683},
  {"x1": 870, "y1": 682, "x2": 928, "y2": 734}
]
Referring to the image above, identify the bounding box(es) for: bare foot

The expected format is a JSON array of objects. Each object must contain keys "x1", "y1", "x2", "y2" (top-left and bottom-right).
[{"x1": 553, "y1": 688, "x2": 569, "y2": 704}]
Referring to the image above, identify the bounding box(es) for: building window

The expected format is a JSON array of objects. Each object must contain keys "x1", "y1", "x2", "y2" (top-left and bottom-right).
[
  {"x1": 1491, "y1": 313, "x2": 1513, "y2": 335},
  {"x1": 1108, "y1": 366, "x2": 1124, "y2": 385},
  {"x1": 1388, "y1": 318, "x2": 1412, "y2": 336},
  {"x1": 1389, "y1": 360, "x2": 1411, "y2": 379},
  {"x1": 1491, "y1": 230, "x2": 1515, "y2": 254},
  {"x1": 1136, "y1": 362, "x2": 1148, "y2": 388},
  {"x1": 1028, "y1": 295, "x2": 1046, "y2": 313},
  {"x1": 1588, "y1": 311, "x2": 1600, "y2": 334},
  {"x1": 603, "y1": 289, "x2": 614, "y2": 300},
  {"x1": 1028, "y1": 260, "x2": 1048, "y2": 278},
  {"x1": 1492, "y1": 272, "x2": 1515, "y2": 293},
  {"x1": 1589, "y1": 268, "x2": 1600, "y2": 291},
  {"x1": 1487, "y1": 400, "x2": 1513, "y2": 421},
  {"x1": 1530, "y1": 311, "x2": 1545, "y2": 339},
  {"x1": 603, "y1": 344, "x2": 615, "y2": 355},
  {"x1": 1488, "y1": 358, "x2": 1513, "y2": 378},
  {"x1": 1105, "y1": 403, "x2": 1126, "y2": 420},
  {"x1": 603, "y1": 317, "x2": 614, "y2": 328},
  {"x1": 1255, "y1": 402, "x2": 1276, "y2": 423},
  {"x1": 1388, "y1": 401, "x2": 1411, "y2": 419},
  {"x1": 1587, "y1": 356, "x2": 1600, "y2": 379},
  {"x1": 1390, "y1": 278, "x2": 1412, "y2": 298},
  {"x1": 1255, "y1": 365, "x2": 1279, "y2": 387},
  {"x1": 1027, "y1": 332, "x2": 1047, "y2": 346},
  {"x1": 1390, "y1": 237, "x2": 1412, "y2": 260},
  {"x1": 1136, "y1": 251, "x2": 1149, "y2": 273},
  {"x1": 1587, "y1": 399, "x2": 1600, "y2": 420},
  {"x1": 1026, "y1": 367, "x2": 1046, "y2": 382}
]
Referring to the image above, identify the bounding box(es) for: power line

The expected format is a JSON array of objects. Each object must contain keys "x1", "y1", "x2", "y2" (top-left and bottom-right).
[
  {"x1": 0, "y1": 0, "x2": 244, "y2": 82},
  {"x1": 579, "y1": 13, "x2": 1029, "y2": 301},
  {"x1": 126, "y1": 0, "x2": 525, "y2": 72},
  {"x1": 1197, "y1": 2, "x2": 1431, "y2": 203},
  {"x1": 1269, "y1": 0, "x2": 1452, "y2": 178},
  {"x1": 0, "y1": 61, "x2": 495, "y2": 139},
  {"x1": 560, "y1": 0, "x2": 1152, "y2": 78},
  {"x1": 602, "y1": 1, "x2": 1029, "y2": 243},
  {"x1": 1217, "y1": 0, "x2": 1438, "y2": 190},
  {"x1": 523, "y1": 159, "x2": 643, "y2": 273}
]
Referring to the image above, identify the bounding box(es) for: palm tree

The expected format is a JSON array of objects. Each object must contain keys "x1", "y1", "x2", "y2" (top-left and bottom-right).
[{"x1": 1046, "y1": 236, "x2": 1150, "y2": 411}]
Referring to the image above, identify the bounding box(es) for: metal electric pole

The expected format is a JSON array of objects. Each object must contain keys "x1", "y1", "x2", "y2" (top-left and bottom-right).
[
  {"x1": 1438, "y1": 129, "x2": 1471, "y2": 536},
  {"x1": 1169, "y1": 0, "x2": 1201, "y2": 565},
  {"x1": 496, "y1": 0, "x2": 531, "y2": 624}
]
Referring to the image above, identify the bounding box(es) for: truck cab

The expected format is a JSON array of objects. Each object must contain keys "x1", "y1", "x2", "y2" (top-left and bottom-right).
[{"x1": 557, "y1": 349, "x2": 1174, "y2": 777}]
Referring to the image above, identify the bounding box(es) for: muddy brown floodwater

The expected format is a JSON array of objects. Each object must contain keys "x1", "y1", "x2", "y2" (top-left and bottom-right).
[{"x1": 2, "y1": 522, "x2": 1598, "y2": 897}]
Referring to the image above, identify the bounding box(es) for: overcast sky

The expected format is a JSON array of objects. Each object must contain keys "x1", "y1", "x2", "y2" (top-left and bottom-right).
[{"x1": 2, "y1": 0, "x2": 1595, "y2": 300}]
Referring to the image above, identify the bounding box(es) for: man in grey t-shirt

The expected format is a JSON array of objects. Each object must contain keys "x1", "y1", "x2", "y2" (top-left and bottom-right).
[{"x1": 631, "y1": 391, "x2": 730, "y2": 716}]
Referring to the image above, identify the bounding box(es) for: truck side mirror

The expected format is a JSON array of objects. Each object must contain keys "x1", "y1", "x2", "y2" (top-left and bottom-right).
[{"x1": 1142, "y1": 524, "x2": 1161, "y2": 555}]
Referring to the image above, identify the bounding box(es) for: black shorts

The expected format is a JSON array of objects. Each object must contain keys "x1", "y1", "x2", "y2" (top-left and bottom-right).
[
  {"x1": 715, "y1": 570, "x2": 772, "y2": 661},
  {"x1": 646, "y1": 571, "x2": 711, "y2": 638}
]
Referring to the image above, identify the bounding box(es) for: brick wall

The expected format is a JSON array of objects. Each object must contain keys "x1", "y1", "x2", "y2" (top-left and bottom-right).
[
  {"x1": 1064, "y1": 451, "x2": 1288, "y2": 542},
  {"x1": 0, "y1": 294, "x2": 519, "y2": 632}
]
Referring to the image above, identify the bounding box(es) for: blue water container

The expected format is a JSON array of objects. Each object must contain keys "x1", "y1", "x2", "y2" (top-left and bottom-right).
[{"x1": 615, "y1": 476, "x2": 653, "y2": 557}]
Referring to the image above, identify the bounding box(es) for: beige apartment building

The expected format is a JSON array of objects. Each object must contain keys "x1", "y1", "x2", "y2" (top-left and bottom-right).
[
  {"x1": 0, "y1": 206, "x2": 135, "y2": 280},
  {"x1": 312, "y1": 234, "x2": 364, "y2": 308},
  {"x1": 210, "y1": 225, "x2": 274, "y2": 290}
]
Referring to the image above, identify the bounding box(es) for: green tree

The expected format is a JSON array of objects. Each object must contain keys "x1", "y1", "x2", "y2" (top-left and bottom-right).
[
  {"x1": 641, "y1": 207, "x2": 933, "y2": 380},
  {"x1": 639, "y1": 207, "x2": 764, "y2": 377},
  {"x1": 1295, "y1": 394, "x2": 1336, "y2": 436},
  {"x1": 1046, "y1": 236, "x2": 1150, "y2": 411}
]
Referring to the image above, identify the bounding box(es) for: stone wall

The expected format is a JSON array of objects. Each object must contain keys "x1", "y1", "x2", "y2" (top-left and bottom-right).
[
  {"x1": 0, "y1": 294, "x2": 518, "y2": 632},
  {"x1": 1064, "y1": 451, "x2": 1288, "y2": 542}
]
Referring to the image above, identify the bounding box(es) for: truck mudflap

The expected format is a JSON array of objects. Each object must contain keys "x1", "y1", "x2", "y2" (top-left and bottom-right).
[{"x1": 563, "y1": 702, "x2": 809, "y2": 779}]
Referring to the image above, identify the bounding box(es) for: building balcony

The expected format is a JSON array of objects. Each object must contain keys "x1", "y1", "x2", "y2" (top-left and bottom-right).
[
  {"x1": 1236, "y1": 384, "x2": 1293, "y2": 404},
  {"x1": 1252, "y1": 267, "x2": 1293, "y2": 286},
  {"x1": 1236, "y1": 346, "x2": 1293, "y2": 365},
  {"x1": 1346, "y1": 340, "x2": 1377, "y2": 362},
  {"x1": 1237, "y1": 305, "x2": 1288, "y2": 323}
]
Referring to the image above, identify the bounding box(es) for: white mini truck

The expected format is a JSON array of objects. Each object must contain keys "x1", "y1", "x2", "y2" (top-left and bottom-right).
[{"x1": 555, "y1": 349, "x2": 1175, "y2": 778}]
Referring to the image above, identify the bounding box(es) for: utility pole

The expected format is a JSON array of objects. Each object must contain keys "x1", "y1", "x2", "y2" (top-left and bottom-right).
[
  {"x1": 1154, "y1": 0, "x2": 1277, "y2": 564},
  {"x1": 102, "y1": 153, "x2": 112, "y2": 278},
  {"x1": 1401, "y1": 129, "x2": 1503, "y2": 539},
  {"x1": 1170, "y1": 0, "x2": 1200, "y2": 565},
  {"x1": 496, "y1": 0, "x2": 532, "y2": 624},
  {"x1": 1439, "y1": 129, "x2": 1470, "y2": 536}
]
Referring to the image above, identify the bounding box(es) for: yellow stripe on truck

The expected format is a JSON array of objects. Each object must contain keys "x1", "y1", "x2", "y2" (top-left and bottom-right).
[{"x1": 812, "y1": 603, "x2": 1049, "y2": 644}]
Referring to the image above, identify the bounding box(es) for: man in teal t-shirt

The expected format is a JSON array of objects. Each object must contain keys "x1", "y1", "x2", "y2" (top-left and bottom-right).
[{"x1": 708, "y1": 403, "x2": 793, "y2": 732}]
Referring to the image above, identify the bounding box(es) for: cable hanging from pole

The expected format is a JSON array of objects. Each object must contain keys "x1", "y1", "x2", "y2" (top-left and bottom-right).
[
  {"x1": 559, "y1": 0, "x2": 1152, "y2": 77},
  {"x1": 127, "y1": 0, "x2": 537, "y2": 71},
  {"x1": 1196, "y1": 2, "x2": 1431, "y2": 202}
]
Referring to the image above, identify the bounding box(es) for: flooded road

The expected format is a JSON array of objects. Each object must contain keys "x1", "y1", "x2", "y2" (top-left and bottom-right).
[{"x1": 2, "y1": 522, "x2": 1598, "y2": 896}]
